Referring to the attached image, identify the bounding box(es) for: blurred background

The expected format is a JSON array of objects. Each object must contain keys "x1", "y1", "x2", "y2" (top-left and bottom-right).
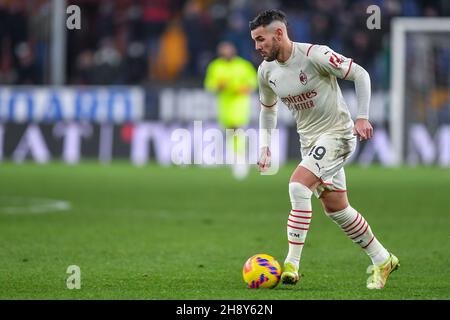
[{"x1": 0, "y1": 0, "x2": 449, "y2": 166}]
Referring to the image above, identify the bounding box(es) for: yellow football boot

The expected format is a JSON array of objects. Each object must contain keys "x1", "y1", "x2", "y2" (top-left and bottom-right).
[
  {"x1": 281, "y1": 262, "x2": 300, "y2": 285},
  {"x1": 366, "y1": 253, "x2": 400, "y2": 289}
]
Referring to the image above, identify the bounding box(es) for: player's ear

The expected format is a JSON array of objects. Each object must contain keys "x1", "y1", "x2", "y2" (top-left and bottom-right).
[{"x1": 275, "y1": 27, "x2": 283, "y2": 41}]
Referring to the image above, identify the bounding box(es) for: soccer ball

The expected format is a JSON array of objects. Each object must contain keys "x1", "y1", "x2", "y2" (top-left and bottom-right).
[{"x1": 242, "y1": 254, "x2": 281, "y2": 289}]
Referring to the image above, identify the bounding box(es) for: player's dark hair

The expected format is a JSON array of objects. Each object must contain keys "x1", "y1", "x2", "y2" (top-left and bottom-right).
[{"x1": 249, "y1": 9, "x2": 288, "y2": 30}]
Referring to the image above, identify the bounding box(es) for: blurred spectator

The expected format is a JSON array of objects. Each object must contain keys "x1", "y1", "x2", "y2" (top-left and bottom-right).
[
  {"x1": 142, "y1": 0, "x2": 173, "y2": 78},
  {"x1": 310, "y1": 13, "x2": 336, "y2": 46},
  {"x1": 95, "y1": 1, "x2": 115, "y2": 39},
  {"x1": 347, "y1": 31, "x2": 376, "y2": 74},
  {"x1": 8, "y1": 0, "x2": 28, "y2": 67},
  {"x1": 154, "y1": 18, "x2": 188, "y2": 82},
  {"x1": 73, "y1": 49, "x2": 94, "y2": 84},
  {"x1": 221, "y1": 3, "x2": 254, "y2": 61},
  {"x1": 125, "y1": 41, "x2": 148, "y2": 84},
  {"x1": 181, "y1": 0, "x2": 216, "y2": 78},
  {"x1": 28, "y1": 0, "x2": 50, "y2": 83},
  {"x1": 0, "y1": 0, "x2": 11, "y2": 83},
  {"x1": 92, "y1": 37, "x2": 123, "y2": 84},
  {"x1": 15, "y1": 42, "x2": 39, "y2": 84}
]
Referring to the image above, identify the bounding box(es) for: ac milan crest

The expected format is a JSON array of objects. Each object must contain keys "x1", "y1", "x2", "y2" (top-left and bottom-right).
[{"x1": 299, "y1": 70, "x2": 308, "y2": 85}]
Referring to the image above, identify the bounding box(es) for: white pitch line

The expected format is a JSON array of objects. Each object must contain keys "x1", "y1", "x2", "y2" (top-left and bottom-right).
[{"x1": 0, "y1": 196, "x2": 71, "y2": 214}]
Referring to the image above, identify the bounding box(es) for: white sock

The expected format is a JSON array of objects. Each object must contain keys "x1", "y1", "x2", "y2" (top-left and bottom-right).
[
  {"x1": 285, "y1": 182, "x2": 313, "y2": 269},
  {"x1": 326, "y1": 206, "x2": 390, "y2": 265}
]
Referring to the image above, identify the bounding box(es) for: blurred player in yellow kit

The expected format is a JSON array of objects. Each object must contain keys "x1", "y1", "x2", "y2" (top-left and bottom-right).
[{"x1": 204, "y1": 41, "x2": 257, "y2": 179}]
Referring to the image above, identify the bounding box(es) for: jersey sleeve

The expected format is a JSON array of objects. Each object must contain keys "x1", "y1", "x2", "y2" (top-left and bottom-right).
[
  {"x1": 204, "y1": 60, "x2": 220, "y2": 92},
  {"x1": 257, "y1": 64, "x2": 277, "y2": 107},
  {"x1": 308, "y1": 45, "x2": 354, "y2": 80},
  {"x1": 243, "y1": 60, "x2": 258, "y2": 90}
]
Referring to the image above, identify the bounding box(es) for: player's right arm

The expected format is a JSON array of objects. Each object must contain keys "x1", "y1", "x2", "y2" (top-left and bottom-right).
[
  {"x1": 257, "y1": 64, "x2": 278, "y2": 172},
  {"x1": 204, "y1": 60, "x2": 225, "y2": 93},
  {"x1": 308, "y1": 45, "x2": 373, "y2": 140}
]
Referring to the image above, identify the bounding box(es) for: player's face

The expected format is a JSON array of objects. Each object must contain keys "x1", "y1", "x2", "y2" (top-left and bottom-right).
[{"x1": 251, "y1": 26, "x2": 280, "y2": 62}]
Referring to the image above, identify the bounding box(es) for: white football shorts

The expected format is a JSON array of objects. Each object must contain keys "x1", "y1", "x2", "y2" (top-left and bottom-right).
[{"x1": 299, "y1": 133, "x2": 357, "y2": 198}]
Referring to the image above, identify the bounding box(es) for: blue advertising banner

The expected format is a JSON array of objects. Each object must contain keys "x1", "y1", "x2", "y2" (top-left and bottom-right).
[{"x1": 0, "y1": 87, "x2": 145, "y2": 123}]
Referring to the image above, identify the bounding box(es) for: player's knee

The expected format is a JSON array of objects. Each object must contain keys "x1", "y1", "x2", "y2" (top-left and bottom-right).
[
  {"x1": 321, "y1": 198, "x2": 349, "y2": 213},
  {"x1": 320, "y1": 192, "x2": 349, "y2": 213},
  {"x1": 289, "y1": 182, "x2": 313, "y2": 200},
  {"x1": 322, "y1": 203, "x2": 347, "y2": 214}
]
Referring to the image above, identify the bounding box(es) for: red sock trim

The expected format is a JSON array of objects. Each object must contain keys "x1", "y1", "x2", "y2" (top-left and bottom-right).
[
  {"x1": 287, "y1": 224, "x2": 309, "y2": 231},
  {"x1": 362, "y1": 236, "x2": 375, "y2": 249}
]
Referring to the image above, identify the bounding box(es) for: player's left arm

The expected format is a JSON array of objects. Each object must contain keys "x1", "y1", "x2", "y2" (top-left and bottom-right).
[
  {"x1": 309, "y1": 46, "x2": 373, "y2": 140},
  {"x1": 204, "y1": 61, "x2": 226, "y2": 93},
  {"x1": 343, "y1": 61, "x2": 373, "y2": 141},
  {"x1": 235, "y1": 60, "x2": 258, "y2": 95}
]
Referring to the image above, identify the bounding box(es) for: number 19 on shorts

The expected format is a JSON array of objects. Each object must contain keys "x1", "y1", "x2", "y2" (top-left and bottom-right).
[{"x1": 308, "y1": 145, "x2": 326, "y2": 160}]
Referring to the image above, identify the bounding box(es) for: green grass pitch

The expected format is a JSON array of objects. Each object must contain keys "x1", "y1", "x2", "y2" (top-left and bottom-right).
[{"x1": 0, "y1": 162, "x2": 449, "y2": 299}]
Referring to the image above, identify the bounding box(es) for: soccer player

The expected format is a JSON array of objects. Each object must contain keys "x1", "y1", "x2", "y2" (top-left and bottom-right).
[
  {"x1": 204, "y1": 41, "x2": 257, "y2": 179},
  {"x1": 249, "y1": 9, "x2": 399, "y2": 289}
]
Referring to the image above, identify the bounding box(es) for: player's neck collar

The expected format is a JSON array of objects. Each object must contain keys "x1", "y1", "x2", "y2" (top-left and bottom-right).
[{"x1": 276, "y1": 41, "x2": 295, "y2": 66}]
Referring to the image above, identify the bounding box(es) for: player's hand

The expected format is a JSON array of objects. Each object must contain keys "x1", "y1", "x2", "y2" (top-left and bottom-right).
[
  {"x1": 217, "y1": 81, "x2": 227, "y2": 91},
  {"x1": 237, "y1": 86, "x2": 252, "y2": 95},
  {"x1": 353, "y1": 118, "x2": 373, "y2": 141},
  {"x1": 257, "y1": 146, "x2": 271, "y2": 172}
]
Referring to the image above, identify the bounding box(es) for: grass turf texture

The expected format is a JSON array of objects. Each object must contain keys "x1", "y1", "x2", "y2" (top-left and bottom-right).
[{"x1": 0, "y1": 162, "x2": 449, "y2": 300}]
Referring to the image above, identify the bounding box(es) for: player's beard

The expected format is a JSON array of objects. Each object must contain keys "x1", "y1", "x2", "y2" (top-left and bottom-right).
[{"x1": 264, "y1": 37, "x2": 281, "y2": 62}]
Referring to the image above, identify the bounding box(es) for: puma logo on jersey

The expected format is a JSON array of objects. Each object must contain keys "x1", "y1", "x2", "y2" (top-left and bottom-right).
[
  {"x1": 315, "y1": 162, "x2": 324, "y2": 172},
  {"x1": 269, "y1": 79, "x2": 276, "y2": 87}
]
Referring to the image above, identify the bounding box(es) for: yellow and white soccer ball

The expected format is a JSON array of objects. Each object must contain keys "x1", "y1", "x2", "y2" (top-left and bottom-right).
[{"x1": 242, "y1": 254, "x2": 281, "y2": 289}]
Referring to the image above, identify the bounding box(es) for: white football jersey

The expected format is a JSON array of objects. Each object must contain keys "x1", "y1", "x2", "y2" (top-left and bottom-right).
[{"x1": 258, "y1": 42, "x2": 356, "y2": 148}]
